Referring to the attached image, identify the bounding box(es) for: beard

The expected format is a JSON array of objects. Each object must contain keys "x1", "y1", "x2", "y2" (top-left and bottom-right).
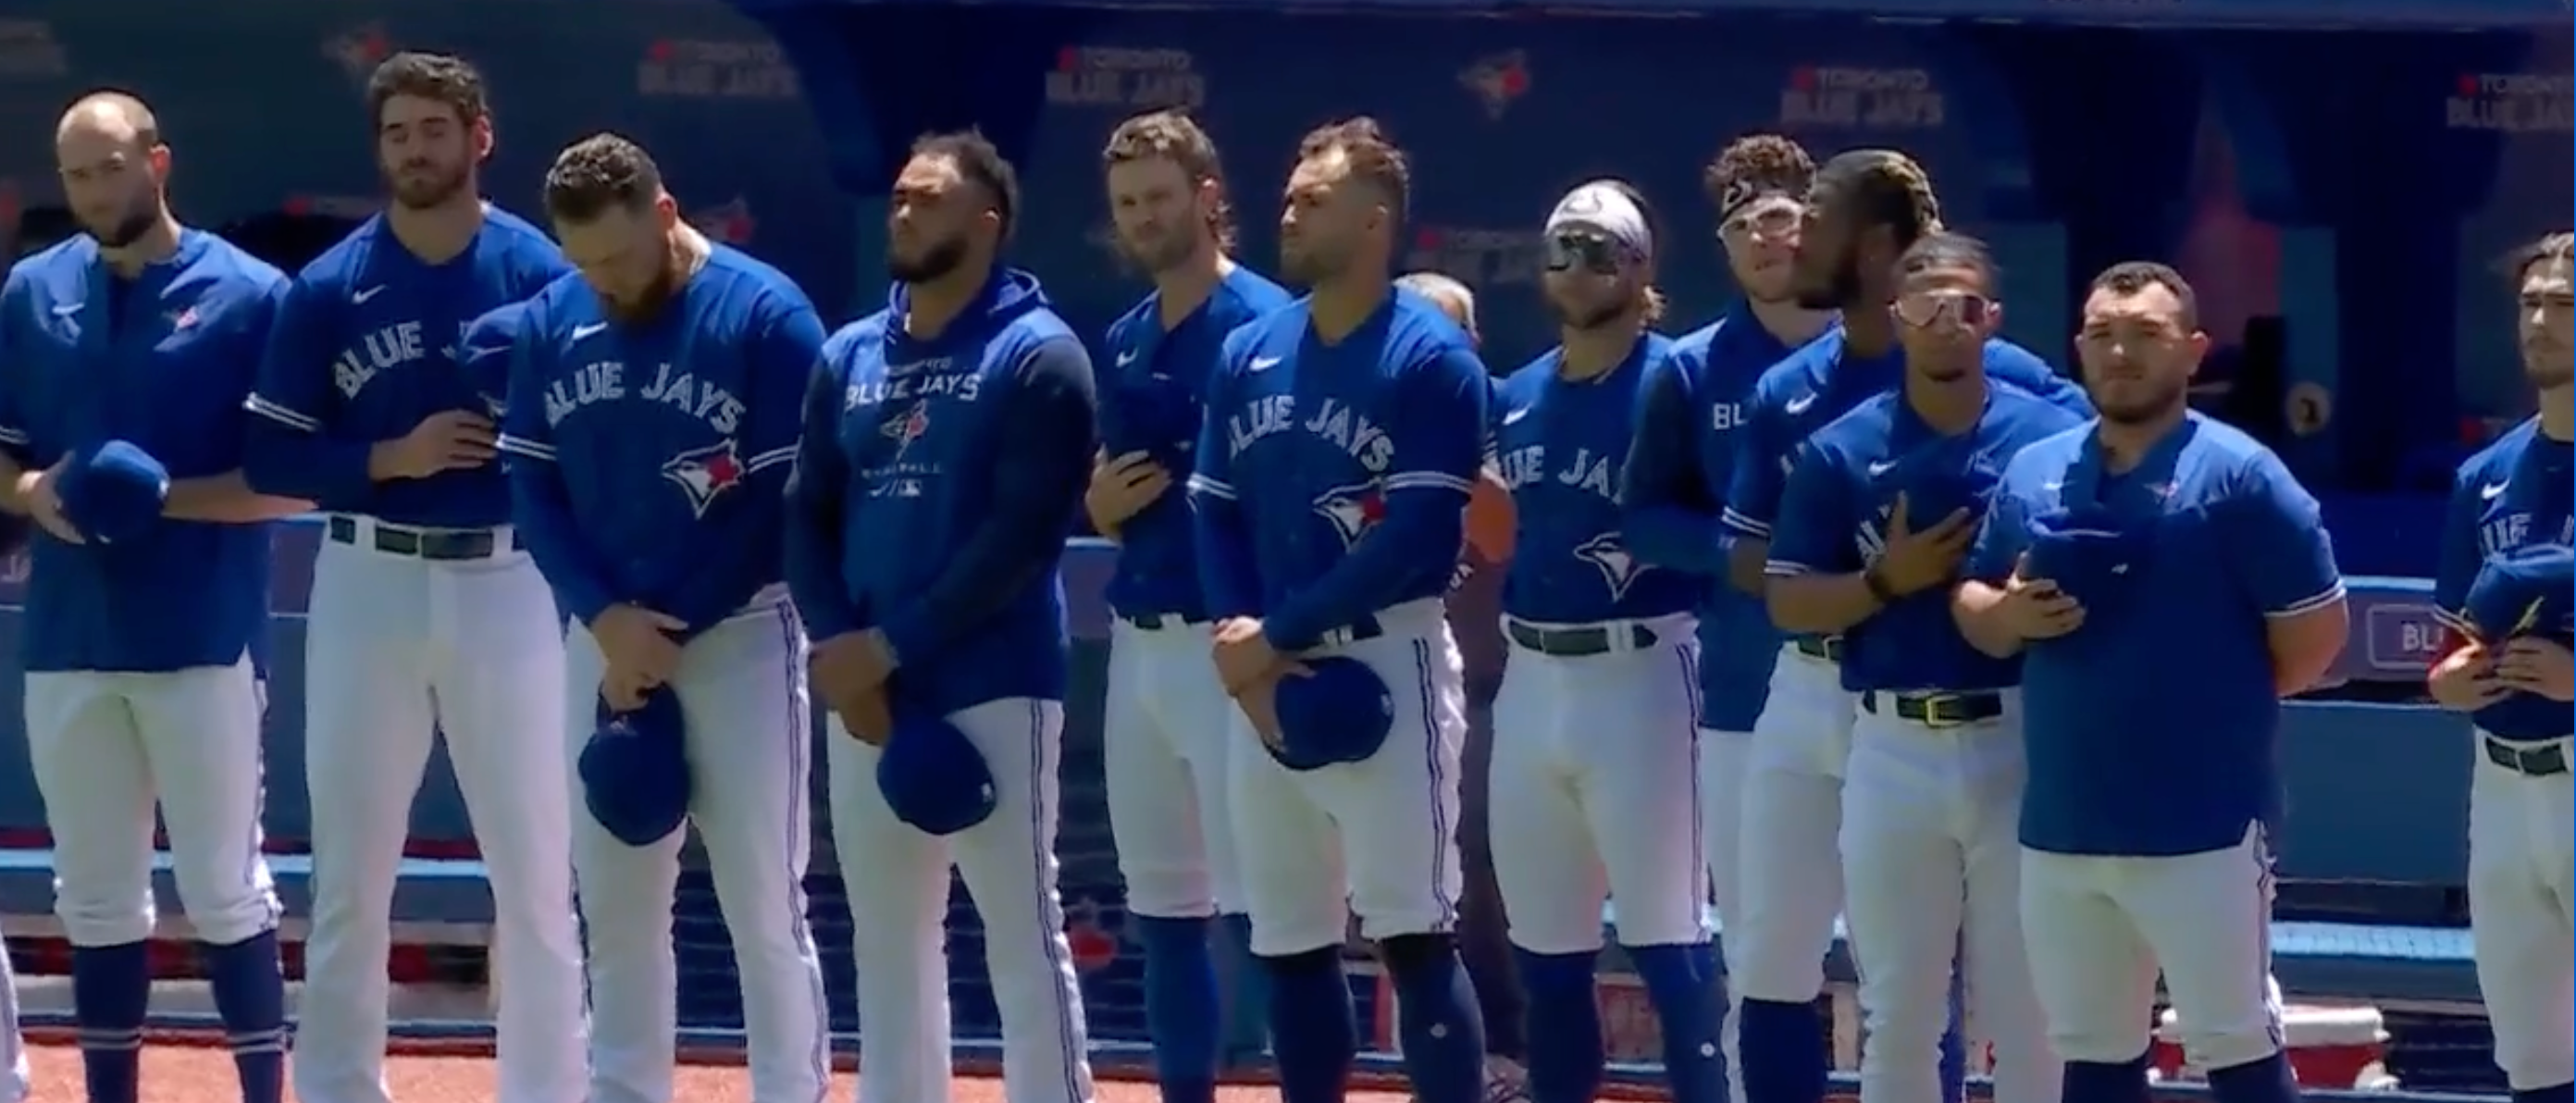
[
  {"x1": 1279, "y1": 237, "x2": 1348, "y2": 287},
  {"x1": 2523, "y1": 346, "x2": 2573, "y2": 392},
  {"x1": 1791, "y1": 249, "x2": 1861, "y2": 311},
  {"x1": 602, "y1": 264, "x2": 681, "y2": 325},
  {"x1": 888, "y1": 233, "x2": 969, "y2": 285},
  {"x1": 1549, "y1": 295, "x2": 1627, "y2": 332},
  {"x1": 385, "y1": 160, "x2": 472, "y2": 211},
  {"x1": 1119, "y1": 230, "x2": 1195, "y2": 276},
  {"x1": 80, "y1": 194, "x2": 157, "y2": 249}
]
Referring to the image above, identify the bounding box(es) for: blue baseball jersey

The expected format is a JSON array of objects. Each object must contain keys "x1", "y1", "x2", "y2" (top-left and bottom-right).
[
  {"x1": 1492, "y1": 333, "x2": 1693, "y2": 626},
  {"x1": 1620, "y1": 308, "x2": 1797, "y2": 731},
  {"x1": 1973, "y1": 413, "x2": 2342, "y2": 856},
  {"x1": 0, "y1": 230, "x2": 284, "y2": 673},
  {"x1": 1723, "y1": 329, "x2": 2087, "y2": 542},
  {"x1": 1767, "y1": 383, "x2": 2087, "y2": 692},
  {"x1": 1099, "y1": 266, "x2": 1294, "y2": 622},
  {"x1": 243, "y1": 210, "x2": 570, "y2": 527},
  {"x1": 1187, "y1": 291, "x2": 1487, "y2": 651},
  {"x1": 493, "y1": 249, "x2": 824, "y2": 636},
  {"x1": 786, "y1": 267, "x2": 1096, "y2": 717},
  {"x1": 2432, "y1": 416, "x2": 2574, "y2": 741}
]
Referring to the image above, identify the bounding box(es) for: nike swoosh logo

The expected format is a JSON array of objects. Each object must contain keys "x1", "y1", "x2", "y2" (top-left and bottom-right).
[
  {"x1": 50, "y1": 304, "x2": 80, "y2": 316},
  {"x1": 2039, "y1": 480, "x2": 2064, "y2": 493},
  {"x1": 572, "y1": 322, "x2": 610, "y2": 341},
  {"x1": 2482, "y1": 481, "x2": 2508, "y2": 500},
  {"x1": 465, "y1": 345, "x2": 507, "y2": 363},
  {"x1": 1502, "y1": 408, "x2": 1530, "y2": 426},
  {"x1": 1248, "y1": 355, "x2": 1283, "y2": 372},
  {"x1": 352, "y1": 285, "x2": 386, "y2": 304},
  {"x1": 1784, "y1": 393, "x2": 1817, "y2": 415},
  {"x1": 1115, "y1": 351, "x2": 1139, "y2": 367},
  {"x1": 1867, "y1": 460, "x2": 1898, "y2": 476}
]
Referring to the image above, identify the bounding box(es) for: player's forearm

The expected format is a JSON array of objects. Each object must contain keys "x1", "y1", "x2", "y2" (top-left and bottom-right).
[
  {"x1": 2267, "y1": 600, "x2": 2350, "y2": 696},
  {"x1": 242, "y1": 423, "x2": 377, "y2": 507},
  {"x1": 1623, "y1": 506, "x2": 1731, "y2": 575},
  {"x1": 1951, "y1": 580, "x2": 2025, "y2": 658},
  {"x1": 162, "y1": 471, "x2": 313, "y2": 524},
  {"x1": 1192, "y1": 499, "x2": 1263, "y2": 622},
  {"x1": 1265, "y1": 494, "x2": 1465, "y2": 651},
  {"x1": 1726, "y1": 537, "x2": 1771, "y2": 596},
  {"x1": 0, "y1": 451, "x2": 32, "y2": 515},
  {"x1": 1764, "y1": 569, "x2": 1882, "y2": 636}
]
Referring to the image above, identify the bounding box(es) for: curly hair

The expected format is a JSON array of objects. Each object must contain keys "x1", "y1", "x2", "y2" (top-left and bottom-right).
[
  {"x1": 1817, "y1": 149, "x2": 1942, "y2": 251},
  {"x1": 1103, "y1": 108, "x2": 1235, "y2": 253},
  {"x1": 1703, "y1": 133, "x2": 1815, "y2": 212},
  {"x1": 542, "y1": 132, "x2": 663, "y2": 223},
  {"x1": 1296, "y1": 116, "x2": 1411, "y2": 227},
  {"x1": 367, "y1": 52, "x2": 489, "y2": 131}
]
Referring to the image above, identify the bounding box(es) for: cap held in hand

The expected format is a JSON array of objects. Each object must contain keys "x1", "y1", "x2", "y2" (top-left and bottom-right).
[
  {"x1": 1266, "y1": 655, "x2": 1394, "y2": 772},
  {"x1": 875, "y1": 699, "x2": 997, "y2": 837},
  {"x1": 580, "y1": 687, "x2": 692, "y2": 847},
  {"x1": 56, "y1": 440, "x2": 169, "y2": 545}
]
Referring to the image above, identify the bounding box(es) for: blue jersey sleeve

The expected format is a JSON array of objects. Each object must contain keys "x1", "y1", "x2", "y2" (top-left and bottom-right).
[
  {"x1": 875, "y1": 337, "x2": 1096, "y2": 664},
  {"x1": 499, "y1": 320, "x2": 623, "y2": 626},
  {"x1": 242, "y1": 276, "x2": 378, "y2": 507},
  {"x1": 1265, "y1": 343, "x2": 1486, "y2": 651},
  {"x1": 1722, "y1": 393, "x2": 1787, "y2": 539},
  {"x1": 1189, "y1": 331, "x2": 1263, "y2": 622},
  {"x1": 0, "y1": 276, "x2": 24, "y2": 464},
  {"x1": 2220, "y1": 451, "x2": 2344, "y2": 617},
  {"x1": 1620, "y1": 351, "x2": 1728, "y2": 574},
  {"x1": 1989, "y1": 345, "x2": 2093, "y2": 415},
  {"x1": 785, "y1": 341, "x2": 863, "y2": 639},
  {"x1": 217, "y1": 279, "x2": 289, "y2": 472},
  {"x1": 459, "y1": 304, "x2": 525, "y2": 420},
  {"x1": 1965, "y1": 479, "x2": 2032, "y2": 582},
  {"x1": 1765, "y1": 442, "x2": 1858, "y2": 576},
  {"x1": 2430, "y1": 462, "x2": 2483, "y2": 633},
  {"x1": 656, "y1": 294, "x2": 825, "y2": 634}
]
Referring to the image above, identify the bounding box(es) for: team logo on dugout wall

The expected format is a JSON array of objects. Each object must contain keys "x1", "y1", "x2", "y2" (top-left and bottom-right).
[
  {"x1": 689, "y1": 197, "x2": 757, "y2": 245},
  {"x1": 1459, "y1": 51, "x2": 1532, "y2": 121},
  {"x1": 1046, "y1": 46, "x2": 1206, "y2": 112},
  {"x1": 0, "y1": 20, "x2": 67, "y2": 80},
  {"x1": 1779, "y1": 66, "x2": 1945, "y2": 130},
  {"x1": 638, "y1": 40, "x2": 799, "y2": 100},
  {"x1": 323, "y1": 23, "x2": 393, "y2": 85},
  {"x1": 2446, "y1": 72, "x2": 2574, "y2": 133}
]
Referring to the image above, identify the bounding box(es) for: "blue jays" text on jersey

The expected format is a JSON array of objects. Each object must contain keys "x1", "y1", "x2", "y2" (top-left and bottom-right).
[
  {"x1": 1621, "y1": 308, "x2": 1800, "y2": 731},
  {"x1": 1492, "y1": 332, "x2": 1693, "y2": 626},
  {"x1": 2433, "y1": 416, "x2": 2574, "y2": 741},
  {"x1": 786, "y1": 267, "x2": 1096, "y2": 717},
  {"x1": 243, "y1": 209, "x2": 569, "y2": 527},
  {"x1": 0, "y1": 230, "x2": 285, "y2": 673},
  {"x1": 494, "y1": 249, "x2": 823, "y2": 636},
  {"x1": 1099, "y1": 266, "x2": 1294, "y2": 622},
  {"x1": 1973, "y1": 413, "x2": 2342, "y2": 857},
  {"x1": 1187, "y1": 291, "x2": 1487, "y2": 651},
  {"x1": 1769, "y1": 382, "x2": 2087, "y2": 692}
]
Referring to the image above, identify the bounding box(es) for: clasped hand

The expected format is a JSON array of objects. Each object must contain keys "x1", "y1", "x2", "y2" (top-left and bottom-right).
[
  {"x1": 812, "y1": 630, "x2": 898, "y2": 745},
  {"x1": 2433, "y1": 637, "x2": 2575, "y2": 709},
  {"x1": 593, "y1": 603, "x2": 687, "y2": 711},
  {"x1": 1998, "y1": 554, "x2": 2086, "y2": 641},
  {"x1": 1212, "y1": 618, "x2": 1310, "y2": 750}
]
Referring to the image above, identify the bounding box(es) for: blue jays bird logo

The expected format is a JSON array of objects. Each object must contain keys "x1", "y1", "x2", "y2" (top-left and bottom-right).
[
  {"x1": 881, "y1": 403, "x2": 931, "y2": 457},
  {"x1": 1313, "y1": 482, "x2": 1388, "y2": 550},
  {"x1": 1459, "y1": 50, "x2": 1531, "y2": 120},
  {"x1": 1577, "y1": 532, "x2": 1647, "y2": 601},
  {"x1": 663, "y1": 440, "x2": 746, "y2": 519}
]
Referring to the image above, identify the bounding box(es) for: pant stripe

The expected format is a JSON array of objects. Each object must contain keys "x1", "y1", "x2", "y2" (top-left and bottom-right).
[
  {"x1": 1675, "y1": 642, "x2": 1709, "y2": 935},
  {"x1": 2247, "y1": 823, "x2": 2285, "y2": 1052},
  {"x1": 1021, "y1": 699, "x2": 1088, "y2": 1102},
  {"x1": 1410, "y1": 639, "x2": 1456, "y2": 928},
  {"x1": 244, "y1": 669, "x2": 281, "y2": 936},
  {"x1": 771, "y1": 609, "x2": 830, "y2": 1102}
]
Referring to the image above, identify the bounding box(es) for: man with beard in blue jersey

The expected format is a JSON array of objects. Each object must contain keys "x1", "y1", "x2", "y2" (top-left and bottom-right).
[
  {"x1": 494, "y1": 132, "x2": 831, "y2": 1103},
  {"x1": 237, "y1": 55, "x2": 585, "y2": 1103},
  {"x1": 789, "y1": 130, "x2": 1101, "y2": 1103},
  {"x1": 0, "y1": 92, "x2": 313, "y2": 1103},
  {"x1": 1487, "y1": 179, "x2": 1721, "y2": 1103},
  {"x1": 2426, "y1": 231, "x2": 2575, "y2": 1103},
  {"x1": 1958, "y1": 262, "x2": 2344, "y2": 1103},
  {"x1": 1619, "y1": 135, "x2": 1835, "y2": 1103},
  {"x1": 1087, "y1": 109, "x2": 1293, "y2": 1103},
  {"x1": 1768, "y1": 234, "x2": 2074, "y2": 1103},
  {"x1": 1187, "y1": 117, "x2": 1489, "y2": 1103},
  {"x1": 1718, "y1": 149, "x2": 2087, "y2": 1103}
]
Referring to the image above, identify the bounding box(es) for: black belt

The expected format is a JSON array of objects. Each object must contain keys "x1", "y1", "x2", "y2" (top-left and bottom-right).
[
  {"x1": 1862, "y1": 690, "x2": 2004, "y2": 728},
  {"x1": 1793, "y1": 635, "x2": 1845, "y2": 663},
  {"x1": 327, "y1": 516, "x2": 502, "y2": 561},
  {"x1": 1505, "y1": 620, "x2": 1658, "y2": 658},
  {"x1": 2484, "y1": 736, "x2": 2570, "y2": 778},
  {"x1": 1119, "y1": 612, "x2": 1208, "y2": 631}
]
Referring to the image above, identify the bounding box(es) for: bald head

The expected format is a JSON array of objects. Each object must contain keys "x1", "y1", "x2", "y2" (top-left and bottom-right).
[{"x1": 56, "y1": 91, "x2": 167, "y2": 250}]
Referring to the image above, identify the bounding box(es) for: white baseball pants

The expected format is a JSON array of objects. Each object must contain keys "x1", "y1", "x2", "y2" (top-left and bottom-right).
[
  {"x1": 2467, "y1": 732, "x2": 2574, "y2": 1091},
  {"x1": 1103, "y1": 616, "x2": 1245, "y2": 919},
  {"x1": 1729, "y1": 646, "x2": 1854, "y2": 1004}
]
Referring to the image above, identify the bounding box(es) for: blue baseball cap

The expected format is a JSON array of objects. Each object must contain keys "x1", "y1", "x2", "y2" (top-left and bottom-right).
[
  {"x1": 1268, "y1": 655, "x2": 1394, "y2": 772},
  {"x1": 56, "y1": 440, "x2": 169, "y2": 545},
  {"x1": 2465, "y1": 543, "x2": 2575, "y2": 644},
  {"x1": 2025, "y1": 507, "x2": 2149, "y2": 610},
  {"x1": 875, "y1": 700, "x2": 997, "y2": 837},
  {"x1": 579, "y1": 688, "x2": 691, "y2": 847}
]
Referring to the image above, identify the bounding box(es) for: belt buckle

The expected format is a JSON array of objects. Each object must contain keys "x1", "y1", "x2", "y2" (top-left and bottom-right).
[{"x1": 1915, "y1": 695, "x2": 1966, "y2": 729}]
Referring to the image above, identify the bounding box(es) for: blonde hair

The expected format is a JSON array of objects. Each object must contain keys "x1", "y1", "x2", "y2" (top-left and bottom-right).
[
  {"x1": 1397, "y1": 270, "x2": 1479, "y2": 339},
  {"x1": 1102, "y1": 108, "x2": 1235, "y2": 253}
]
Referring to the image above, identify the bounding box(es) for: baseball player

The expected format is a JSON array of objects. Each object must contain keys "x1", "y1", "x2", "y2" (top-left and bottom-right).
[
  {"x1": 2426, "y1": 231, "x2": 2574, "y2": 1103},
  {"x1": 786, "y1": 130, "x2": 1099, "y2": 1103},
  {"x1": 1186, "y1": 117, "x2": 1488, "y2": 1103},
  {"x1": 1088, "y1": 108, "x2": 1293, "y2": 1103},
  {"x1": 489, "y1": 132, "x2": 832, "y2": 1103},
  {"x1": 1768, "y1": 232, "x2": 2075, "y2": 1103},
  {"x1": 1617, "y1": 135, "x2": 1833, "y2": 1103},
  {"x1": 1486, "y1": 180, "x2": 1720, "y2": 1103},
  {"x1": 236, "y1": 54, "x2": 586, "y2": 1103},
  {"x1": 1959, "y1": 261, "x2": 2347, "y2": 1103},
  {"x1": 0, "y1": 93, "x2": 311, "y2": 1103},
  {"x1": 1, "y1": 932, "x2": 21, "y2": 1103},
  {"x1": 1718, "y1": 149, "x2": 2086, "y2": 1103}
]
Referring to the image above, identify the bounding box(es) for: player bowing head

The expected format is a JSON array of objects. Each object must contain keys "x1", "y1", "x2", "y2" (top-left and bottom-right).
[
  {"x1": 1707, "y1": 134, "x2": 1814, "y2": 308},
  {"x1": 368, "y1": 51, "x2": 489, "y2": 213},
  {"x1": 1892, "y1": 231, "x2": 2004, "y2": 384},
  {"x1": 544, "y1": 134, "x2": 701, "y2": 323},
  {"x1": 1492, "y1": 178, "x2": 1727, "y2": 1103},
  {"x1": 2074, "y1": 261, "x2": 2211, "y2": 426}
]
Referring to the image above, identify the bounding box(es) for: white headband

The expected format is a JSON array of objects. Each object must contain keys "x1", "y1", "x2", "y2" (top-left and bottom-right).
[{"x1": 1544, "y1": 181, "x2": 1652, "y2": 261}]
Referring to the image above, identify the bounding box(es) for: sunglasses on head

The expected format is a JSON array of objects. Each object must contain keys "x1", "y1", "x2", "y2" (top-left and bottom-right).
[
  {"x1": 1894, "y1": 291, "x2": 1994, "y2": 329},
  {"x1": 1543, "y1": 229, "x2": 1625, "y2": 275}
]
